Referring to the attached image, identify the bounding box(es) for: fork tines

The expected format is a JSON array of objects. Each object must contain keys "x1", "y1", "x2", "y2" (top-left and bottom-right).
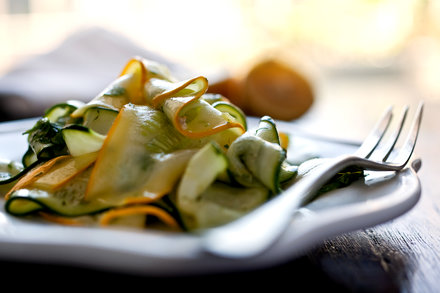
[{"x1": 370, "y1": 102, "x2": 423, "y2": 166}]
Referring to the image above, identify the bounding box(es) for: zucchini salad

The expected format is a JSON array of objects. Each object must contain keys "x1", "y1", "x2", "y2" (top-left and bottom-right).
[{"x1": 0, "y1": 57, "x2": 363, "y2": 232}]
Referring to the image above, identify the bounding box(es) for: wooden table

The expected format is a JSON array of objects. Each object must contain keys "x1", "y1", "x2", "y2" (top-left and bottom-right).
[
  {"x1": 0, "y1": 67, "x2": 438, "y2": 293},
  {"x1": 286, "y1": 70, "x2": 440, "y2": 293}
]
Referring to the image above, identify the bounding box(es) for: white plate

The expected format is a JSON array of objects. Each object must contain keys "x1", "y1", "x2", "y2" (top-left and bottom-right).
[{"x1": 0, "y1": 118, "x2": 422, "y2": 276}]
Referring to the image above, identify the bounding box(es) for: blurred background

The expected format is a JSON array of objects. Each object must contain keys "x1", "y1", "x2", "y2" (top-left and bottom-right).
[
  {"x1": 0, "y1": 0, "x2": 439, "y2": 126},
  {"x1": 1, "y1": 1, "x2": 440, "y2": 289}
]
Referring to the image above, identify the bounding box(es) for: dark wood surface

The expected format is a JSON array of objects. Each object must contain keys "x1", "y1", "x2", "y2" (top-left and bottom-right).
[
  {"x1": 0, "y1": 69, "x2": 438, "y2": 293},
  {"x1": 292, "y1": 71, "x2": 440, "y2": 293}
]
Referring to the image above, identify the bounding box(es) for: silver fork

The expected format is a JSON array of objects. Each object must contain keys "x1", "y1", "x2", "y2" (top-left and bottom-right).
[{"x1": 202, "y1": 101, "x2": 424, "y2": 258}]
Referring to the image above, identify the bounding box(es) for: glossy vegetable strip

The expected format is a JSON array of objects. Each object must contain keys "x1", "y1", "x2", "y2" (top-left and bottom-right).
[
  {"x1": 99, "y1": 205, "x2": 179, "y2": 229},
  {"x1": 85, "y1": 104, "x2": 190, "y2": 202},
  {"x1": 212, "y1": 101, "x2": 248, "y2": 131},
  {"x1": 85, "y1": 104, "x2": 142, "y2": 201},
  {"x1": 227, "y1": 135, "x2": 285, "y2": 193},
  {"x1": 134, "y1": 57, "x2": 175, "y2": 82},
  {"x1": 146, "y1": 76, "x2": 208, "y2": 108},
  {"x1": 122, "y1": 150, "x2": 196, "y2": 205},
  {"x1": 255, "y1": 116, "x2": 280, "y2": 144},
  {"x1": 5, "y1": 166, "x2": 112, "y2": 217},
  {"x1": 167, "y1": 98, "x2": 245, "y2": 138},
  {"x1": 177, "y1": 142, "x2": 228, "y2": 215},
  {"x1": 62, "y1": 127, "x2": 106, "y2": 156},
  {"x1": 31, "y1": 152, "x2": 98, "y2": 191},
  {"x1": 144, "y1": 74, "x2": 245, "y2": 138},
  {"x1": 71, "y1": 59, "x2": 148, "y2": 117},
  {"x1": 70, "y1": 75, "x2": 130, "y2": 117},
  {"x1": 44, "y1": 100, "x2": 85, "y2": 123},
  {"x1": 117, "y1": 57, "x2": 149, "y2": 104},
  {"x1": 4, "y1": 156, "x2": 69, "y2": 199}
]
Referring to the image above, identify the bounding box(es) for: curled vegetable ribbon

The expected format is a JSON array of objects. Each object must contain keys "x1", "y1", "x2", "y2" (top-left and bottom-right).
[
  {"x1": 72, "y1": 57, "x2": 246, "y2": 138},
  {"x1": 147, "y1": 75, "x2": 245, "y2": 138},
  {"x1": 142, "y1": 57, "x2": 246, "y2": 138},
  {"x1": 70, "y1": 56, "x2": 171, "y2": 117}
]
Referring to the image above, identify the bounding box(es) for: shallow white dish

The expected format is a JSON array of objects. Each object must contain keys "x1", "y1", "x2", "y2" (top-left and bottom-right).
[{"x1": 0, "y1": 117, "x2": 422, "y2": 276}]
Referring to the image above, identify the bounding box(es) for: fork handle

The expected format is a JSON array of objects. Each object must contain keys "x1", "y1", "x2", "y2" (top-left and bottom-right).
[{"x1": 202, "y1": 154, "x2": 379, "y2": 258}]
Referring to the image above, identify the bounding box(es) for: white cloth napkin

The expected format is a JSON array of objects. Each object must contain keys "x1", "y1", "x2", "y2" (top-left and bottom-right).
[{"x1": 0, "y1": 26, "x2": 191, "y2": 121}]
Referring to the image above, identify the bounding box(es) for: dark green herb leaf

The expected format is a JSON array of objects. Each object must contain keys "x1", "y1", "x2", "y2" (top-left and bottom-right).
[{"x1": 23, "y1": 118, "x2": 68, "y2": 160}]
